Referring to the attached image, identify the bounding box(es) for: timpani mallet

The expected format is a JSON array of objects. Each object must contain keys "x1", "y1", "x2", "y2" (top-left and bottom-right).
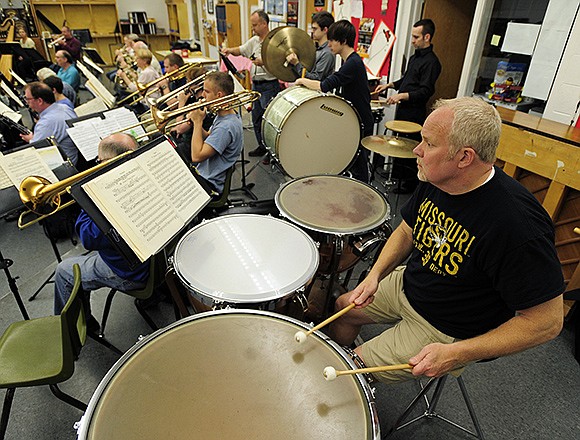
[
  {"x1": 323, "y1": 363, "x2": 413, "y2": 381},
  {"x1": 294, "y1": 303, "x2": 356, "y2": 344}
]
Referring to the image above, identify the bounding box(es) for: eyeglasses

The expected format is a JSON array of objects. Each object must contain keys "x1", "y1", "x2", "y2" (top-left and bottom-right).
[{"x1": 24, "y1": 97, "x2": 37, "y2": 101}]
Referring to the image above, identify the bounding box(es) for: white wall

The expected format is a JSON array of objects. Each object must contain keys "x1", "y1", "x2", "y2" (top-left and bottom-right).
[{"x1": 117, "y1": 0, "x2": 170, "y2": 35}]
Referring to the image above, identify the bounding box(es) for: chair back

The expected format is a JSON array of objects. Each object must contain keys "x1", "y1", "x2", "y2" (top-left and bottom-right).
[
  {"x1": 60, "y1": 264, "x2": 87, "y2": 362},
  {"x1": 207, "y1": 165, "x2": 234, "y2": 209}
]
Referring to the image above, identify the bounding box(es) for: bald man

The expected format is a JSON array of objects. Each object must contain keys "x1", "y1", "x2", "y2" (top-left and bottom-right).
[{"x1": 53, "y1": 133, "x2": 149, "y2": 329}]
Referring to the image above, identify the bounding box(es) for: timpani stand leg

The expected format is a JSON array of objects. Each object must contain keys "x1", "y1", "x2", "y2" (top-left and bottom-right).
[{"x1": 323, "y1": 236, "x2": 345, "y2": 318}]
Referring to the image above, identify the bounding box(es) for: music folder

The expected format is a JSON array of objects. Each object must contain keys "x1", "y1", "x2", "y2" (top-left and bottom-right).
[{"x1": 69, "y1": 136, "x2": 212, "y2": 268}]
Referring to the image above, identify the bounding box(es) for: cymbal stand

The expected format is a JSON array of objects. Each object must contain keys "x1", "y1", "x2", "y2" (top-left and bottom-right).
[{"x1": 0, "y1": 249, "x2": 30, "y2": 320}]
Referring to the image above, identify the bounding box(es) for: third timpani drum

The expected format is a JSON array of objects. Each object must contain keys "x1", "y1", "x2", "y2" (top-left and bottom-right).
[
  {"x1": 275, "y1": 175, "x2": 391, "y2": 274},
  {"x1": 76, "y1": 310, "x2": 380, "y2": 439}
]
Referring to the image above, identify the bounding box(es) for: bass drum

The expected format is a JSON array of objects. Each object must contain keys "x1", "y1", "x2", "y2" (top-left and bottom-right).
[
  {"x1": 77, "y1": 310, "x2": 380, "y2": 440},
  {"x1": 262, "y1": 86, "x2": 361, "y2": 177}
]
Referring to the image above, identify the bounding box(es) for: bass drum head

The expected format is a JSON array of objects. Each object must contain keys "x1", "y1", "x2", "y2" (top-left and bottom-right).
[
  {"x1": 173, "y1": 214, "x2": 319, "y2": 304},
  {"x1": 262, "y1": 87, "x2": 360, "y2": 177},
  {"x1": 78, "y1": 310, "x2": 380, "y2": 440},
  {"x1": 275, "y1": 175, "x2": 390, "y2": 235}
]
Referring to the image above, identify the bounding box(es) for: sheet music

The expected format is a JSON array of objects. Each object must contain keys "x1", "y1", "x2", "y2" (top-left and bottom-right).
[
  {"x1": 67, "y1": 125, "x2": 101, "y2": 161},
  {"x1": 92, "y1": 116, "x2": 122, "y2": 139},
  {"x1": 0, "y1": 147, "x2": 58, "y2": 188},
  {"x1": 74, "y1": 97, "x2": 108, "y2": 117},
  {"x1": 37, "y1": 146, "x2": 65, "y2": 169},
  {"x1": 82, "y1": 140, "x2": 210, "y2": 261},
  {"x1": 9, "y1": 69, "x2": 27, "y2": 87},
  {"x1": 104, "y1": 107, "x2": 148, "y2": 138},
  {"x1": 0, "y1": 100, "x2": 22, "y2": 122},
  {"x1": 85, "y1": 80, "x2": 115, "y2": 108},
  {"x1": 0, "y1": 152, "x2": 11, "y2": 190}
]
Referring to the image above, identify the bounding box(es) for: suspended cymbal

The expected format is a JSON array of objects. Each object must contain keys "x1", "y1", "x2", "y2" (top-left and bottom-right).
[
  {"x1": 361, "y1": 135, "x2": 418, "y2": 158},
  {"x1": 262, "y1": 26, "x2": 316, "y2": 82},
  {"x1": 385, "y1": 120, "x2": 423, "y2": 134}
]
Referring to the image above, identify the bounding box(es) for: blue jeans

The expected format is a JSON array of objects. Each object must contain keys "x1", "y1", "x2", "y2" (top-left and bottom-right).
[
  {"x1": 54, "y1": 252, "x2": 146, "y2": 314},
  {"x1": 251, "y1": 80, "x2": 280, "y2": 148}
]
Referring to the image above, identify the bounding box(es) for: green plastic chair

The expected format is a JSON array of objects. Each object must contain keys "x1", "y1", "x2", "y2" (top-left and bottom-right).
[{"x1": 0, "y1": 264, "x2": 87, "y2": 439}]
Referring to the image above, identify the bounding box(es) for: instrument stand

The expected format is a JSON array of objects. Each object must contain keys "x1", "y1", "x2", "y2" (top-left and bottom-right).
[
  {"x1": 0, "y1": 249, "x2": 30, "y2": 320},
  {"x1": 231, "y1": 147, "x2": 258, "y2": 201},
  {"x1": 28, "y1": 221, "x2": 64, "y2": 301}
]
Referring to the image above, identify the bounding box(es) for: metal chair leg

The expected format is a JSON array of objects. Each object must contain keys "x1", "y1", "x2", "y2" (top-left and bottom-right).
[
  {"x1": 99, "y1": 289, "x2": 117, "y2": 337},
  {"x1": 49, "y1": 384, "x2": 87, "y2": 411},
  {"x1": 387, "y1": 374, "x2": 486, "y2": 439},
  {"x1": 134, "y1": 298, "x2": 159, "y2": 331},
  {"x1": 0, "y1": 388, "x2": 15, "y2": 440}
]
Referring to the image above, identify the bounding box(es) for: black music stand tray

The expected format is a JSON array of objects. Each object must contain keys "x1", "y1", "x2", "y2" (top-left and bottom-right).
[{"x1": 82, "y1": 47, "x2": 106, "y2": 66}]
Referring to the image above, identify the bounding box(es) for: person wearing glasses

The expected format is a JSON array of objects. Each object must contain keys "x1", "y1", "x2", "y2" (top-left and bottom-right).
[{"x1": 20, "y1": 82, "x2": 79, "y2": 166}]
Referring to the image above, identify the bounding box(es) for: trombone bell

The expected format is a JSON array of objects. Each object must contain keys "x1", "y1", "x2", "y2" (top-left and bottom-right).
[{"x1": 19, "y1": 175, "x2": 61, "y2": 215}]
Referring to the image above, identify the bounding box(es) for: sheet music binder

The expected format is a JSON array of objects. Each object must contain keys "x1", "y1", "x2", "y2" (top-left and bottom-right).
[{"x1": 69, "y1": 136, "x2": 213, "y2": 269}]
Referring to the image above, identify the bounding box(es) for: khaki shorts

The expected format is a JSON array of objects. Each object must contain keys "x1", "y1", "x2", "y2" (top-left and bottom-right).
[{"x1": 361, "y1": 267, "x2": 462, "y2": 383}]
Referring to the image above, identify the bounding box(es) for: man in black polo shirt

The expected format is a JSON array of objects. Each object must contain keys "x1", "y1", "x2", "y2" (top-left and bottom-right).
[{"x1": 376, "y1": 18, "x2": 441, "y2": 193}]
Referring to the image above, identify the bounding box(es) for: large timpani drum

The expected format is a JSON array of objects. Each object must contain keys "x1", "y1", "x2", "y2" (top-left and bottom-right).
[
  {"x1": 172, "y1": 214, "x2": 319, "y2": 309},
  {"x1": 262, "y1": 86, "x2": 361, "y2": 177},
  {"x1": 76, "y1": 310, "x2": 380, "y2": 439},
  {"x1": 275, "y1": 175, "x2": 391, "y2": 274}
]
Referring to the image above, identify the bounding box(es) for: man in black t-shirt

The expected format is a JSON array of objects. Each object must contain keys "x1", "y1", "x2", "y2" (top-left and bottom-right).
[{"x1": 330, "y1": 97, "x2": 564, "y2": 384}]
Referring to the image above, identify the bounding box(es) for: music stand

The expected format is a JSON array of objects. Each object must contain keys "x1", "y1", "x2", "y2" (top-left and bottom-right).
[{"x1": 82, "y1": 47, "x2": 106, "y2": 66}]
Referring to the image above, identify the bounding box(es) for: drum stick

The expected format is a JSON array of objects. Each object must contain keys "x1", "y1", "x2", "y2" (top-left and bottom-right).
[
  {"x1": 323, "y1": 364, "x2": 412, "y2": 381},
  {"x1": 301, "y1": 67, "x2": 306, "y2": 78},
  {"x1": 574, "y1": 227, "x2": 580, "y2": 235},
  {"x1": 294, "y1": 303, "x2": 355, "y2": 343}
]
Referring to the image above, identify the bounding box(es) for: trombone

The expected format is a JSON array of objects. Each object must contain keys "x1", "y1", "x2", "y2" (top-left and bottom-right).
[
  {"x1": 48, "y1": 35, "x2": 65, "y2": 48},
  {"x1": 18, "y1": 151, "x2": 132, "y2": 229},
  {"x1": 116, "y1": 90, "x2": 261, "y2": 140},
  {"x1": 146, "y1": 72, "x2": 208, "y2": 108},
  {"x1": 115, "y1": 62, "x2": 201, "y2": 107}
]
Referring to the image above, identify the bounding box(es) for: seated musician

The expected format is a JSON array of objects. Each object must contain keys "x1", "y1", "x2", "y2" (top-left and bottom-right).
[
  {"x1": 330, "y1": 97, "x2": 565, "y2": 384},
  {"x1": 52, "y1": 26, "x2": 82, "y2": 61},
  {"x1": 159, "y1": 52, "x2": 187, "y2": 95},
  {"x1": 186, "y1": 71, "x2": 242, "y2": 195},
  {"x1": 43, "y1": 76, "x2": 75, "y2": 109},
  {"x1": 37, "y1": 67, "x2": 76, "y2": 104},
  {"x1": 20, "y1": 82, "x2": 80, "y2": 166},
  {"x1": 107, "y1": 33, "x2": 138, "y2": 82},
  {"x1": 55, "y1": 50, "x2": 81, "y2": 91},
  {"x1": 117, "y1": 48, "x2": 160, "y2": 112},
  {"x1": 53, "y1": 133, "x2": 148, "y2": 322},
  {"x1": 133, "y1": 41, "x2": 163, "y2": 76},
  {"x1": 18, "y1": 26, "x2": 36, "y2": 49},
  {"x1": 296, "y1": 20, "x2": 373, "y2": 183}
]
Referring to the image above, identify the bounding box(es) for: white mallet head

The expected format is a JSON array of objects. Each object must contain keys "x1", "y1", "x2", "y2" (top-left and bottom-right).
[
  {"x1": 294, "y1": 331, "x2": 307, "y2": 344},
  {"x1": 323, "y1": 366, "x2": 337, "y2": 381}
]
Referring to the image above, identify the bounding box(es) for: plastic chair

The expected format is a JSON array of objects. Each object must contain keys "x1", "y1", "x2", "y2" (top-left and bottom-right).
[
  {"x1": 207, "y1": 165, "x2": 235, "y2": 210},
  {"x1": 99, "y1": 254, "x2": 162, "y2": 337},
  {"x1": 0, "y1": 264, "x2": 87, "y2": 439},
  {"x1": 387, "y1": 372, "x2": 486, "y2": 439}
]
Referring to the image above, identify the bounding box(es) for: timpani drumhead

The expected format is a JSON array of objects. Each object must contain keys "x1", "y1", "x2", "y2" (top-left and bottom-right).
[
  {"x1": 275, "y1": 175, "x2": 390, "y2": 235},
  {"x1": 77, "y1": 310, "x2": 380, "y2": 440},
  {"x1": 173, "y1": 214, "x2": 319, "y2": 304}
]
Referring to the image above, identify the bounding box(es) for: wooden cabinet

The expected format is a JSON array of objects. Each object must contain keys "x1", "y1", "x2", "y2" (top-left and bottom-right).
[
  {"x1": 166, "y1": 0, "x2": 190, "y2": 40},
  {"x1": 215, "y1": 2, "x2": 241, "y2": 48},
  {"x1": 30, "y1": 0, "x2": 121, "y2": 65}
]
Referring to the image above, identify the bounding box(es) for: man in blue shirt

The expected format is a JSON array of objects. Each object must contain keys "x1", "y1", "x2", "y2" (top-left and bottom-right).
[
  {"x1": 55, "y1": 50, "x2": 81, "y2": 91},
  {"x1": 187, "y1": 71, "x2": 243, "y2": 194},
  {"x1": 20, "y1": 82, "x2": 79, "y2": 165},
  {"x1": 53, "y1": 133, "x2": 148, "y2": 317}
]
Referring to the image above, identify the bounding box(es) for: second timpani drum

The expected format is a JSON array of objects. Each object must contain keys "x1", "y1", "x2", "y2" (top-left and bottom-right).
[
  {"x1": 76, "y1": 310, "x2": 380, "y2": 439},
  {"x1": 172, "y1": 214, "x2": 319, "y2": 309},
  {"x1": 275, "y1": 175, "x2": 391, "y2": 274}
]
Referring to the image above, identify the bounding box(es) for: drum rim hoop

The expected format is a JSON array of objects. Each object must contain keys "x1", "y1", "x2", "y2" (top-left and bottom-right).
[{"x1": 77, "y1": 309, "x2": 380, "y2": 439}]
